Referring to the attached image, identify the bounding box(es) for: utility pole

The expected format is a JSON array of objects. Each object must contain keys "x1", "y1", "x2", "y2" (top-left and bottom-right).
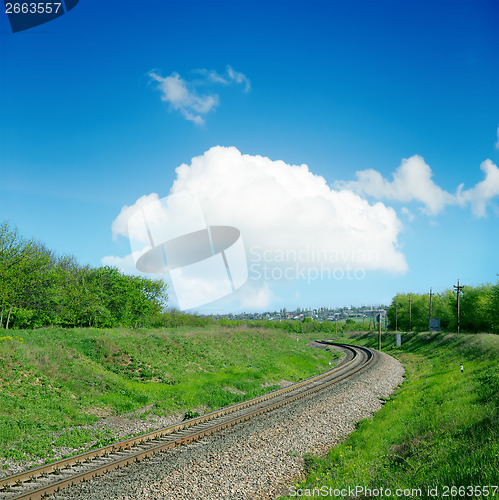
[
  {"x1": 395, "y1": 300, "x2": 398, "y2": 333},
  {"x1": 454, "y1": 279, "x2": 464, "y2": 334},
  {"x1": 429, "y1": 287, "x2": 433, "y2": 330},
  {"x1": 409, "y1": 295, "x2": 412, "y2": 332},
  {"x1": 378, "y1": 313, "x2": 382, "y2": 351}
]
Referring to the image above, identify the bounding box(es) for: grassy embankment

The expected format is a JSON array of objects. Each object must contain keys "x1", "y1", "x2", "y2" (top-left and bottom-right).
[
  {"x1": 0, "y1": 326, "x2": 337, "y2": 464},
  {"x1": 281, "y1": 331, "x2": 499, "y2": 499}
]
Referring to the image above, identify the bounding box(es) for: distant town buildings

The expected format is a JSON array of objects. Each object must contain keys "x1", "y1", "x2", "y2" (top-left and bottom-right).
[{"x1": 209, "y1": 305, "x2": 387, "y2": 323}]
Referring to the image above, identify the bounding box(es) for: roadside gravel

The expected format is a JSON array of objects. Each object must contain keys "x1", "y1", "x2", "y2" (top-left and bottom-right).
[{"x1": 52, "y1": 349, "x2": 404, "y2": 500}]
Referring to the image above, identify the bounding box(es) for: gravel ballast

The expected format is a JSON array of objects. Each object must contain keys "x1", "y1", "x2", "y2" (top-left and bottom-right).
[{"x1": 52, "y1": 348, "x2": 404, "y2": 500}]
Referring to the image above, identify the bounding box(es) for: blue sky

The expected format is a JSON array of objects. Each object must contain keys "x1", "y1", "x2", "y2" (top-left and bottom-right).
[{"x1": 1, "y1": 1, "x2": 498, "y2": 313}]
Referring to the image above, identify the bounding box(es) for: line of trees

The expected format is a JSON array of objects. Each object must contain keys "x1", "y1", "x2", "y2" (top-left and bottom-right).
[
  {"x1": 387, "y1": 283, "x2": 499, "y2": 334},
  {"x1": 0, "y1": 222, "x2": 168, "y2": 330}
]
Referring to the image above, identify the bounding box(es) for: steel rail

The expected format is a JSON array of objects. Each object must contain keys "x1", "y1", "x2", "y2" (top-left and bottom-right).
[{"x1": 0, "y1": 342, "x2": 373, "y2": 500}]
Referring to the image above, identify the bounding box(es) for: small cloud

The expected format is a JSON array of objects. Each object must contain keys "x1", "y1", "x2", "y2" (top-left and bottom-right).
[
  {"x1": 495, "y1": 125, "x2": 499, "y2": 149},
  {"x1": 457, "y1": 159, "x2": 499, "y2": 217},
  {"x1": 149, "y1": 71, "x2": 218, "y2": 125},
  {"x1": 149, "y1": 66, "x2": 250, "y2": 124},
  {"x1": 226, "y1": 65, "x2": 251, "y2": 92},
  {"x1": 206, "y1": 70, "x2": 228, "y2": 85},
  {"x1": 202, "y1": 65, "x2": 251, "y2": 93}
]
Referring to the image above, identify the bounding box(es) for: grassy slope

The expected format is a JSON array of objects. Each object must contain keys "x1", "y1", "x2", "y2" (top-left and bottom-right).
[
  {"x1": 0, "y1": 326, "x2": 336, "y2": 462},
  {"x1": 281, "y1": 331, "x2": 499, "y2": 499}
]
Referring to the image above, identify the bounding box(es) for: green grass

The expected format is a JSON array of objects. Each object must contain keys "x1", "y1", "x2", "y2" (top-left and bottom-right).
[
  {"x1": 0, "y1": 326, "x2": 338, "y2": 462},
  {"x1": 281, "y1": 331, "x2": 499, "y2": 499}
]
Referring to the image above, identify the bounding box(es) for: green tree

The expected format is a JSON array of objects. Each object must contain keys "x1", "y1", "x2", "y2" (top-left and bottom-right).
[
  {"x1": 0, "y1": 223, "x2": 53, "y2": 329},
  {"x1": 88, "y1": 267, "x2": 166, "y2": 328},
  {"x1": 490, "y1": 282, "x2": 499, "y2": 334},
  {"x1": 387, "y1": 283, "x2": 498, "y2": 334},
  {"x1": 459, "y1": 283, "x2": 493, "y2": 333},
  {"x1": 0, "y1": 221, "x2": 168, "y2": 330}
]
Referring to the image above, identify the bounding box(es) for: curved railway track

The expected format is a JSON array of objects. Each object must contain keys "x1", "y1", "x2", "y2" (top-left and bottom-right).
[{"x1": 0, "y1": 342, "x2": 374, "y2": 500}]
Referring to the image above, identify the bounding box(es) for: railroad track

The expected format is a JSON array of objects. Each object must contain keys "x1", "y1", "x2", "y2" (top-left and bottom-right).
[{"x1": 0, "y1": 342, "x2": 374, "y2": 500}]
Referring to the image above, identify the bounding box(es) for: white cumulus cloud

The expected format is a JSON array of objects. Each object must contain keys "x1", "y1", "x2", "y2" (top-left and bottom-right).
[
  {"x1": 111, "y1": 146, "x2": 407, "y2": 274},
  {"x1": 105, "y1": 148, "x2": 499, "y2": 309},
  {"x1": 106, "y1": 147, "x2": 411, "y2": 309},
  {"x1": 111, "y1": 193, "x2": 160, "y2": 240},
  {"x1": 336, "y1": 155, "x2": 455, "y2": 216},
  {"x1": 457, "y1": 159, "x2": 499, "y2": 217},
  {"x1": 336, "y1": 155, "x2": 499, "y2": 218}
]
